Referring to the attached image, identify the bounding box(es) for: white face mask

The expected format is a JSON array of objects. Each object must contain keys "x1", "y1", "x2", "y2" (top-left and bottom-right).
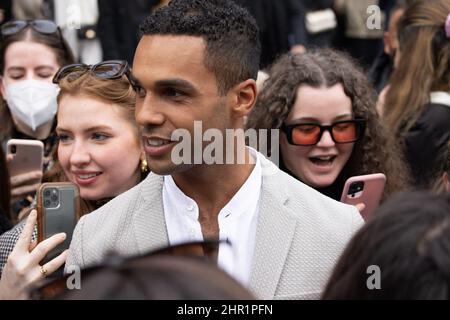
[{"x1": 4, "y1": 79, "x2": 59, "y2": 131}]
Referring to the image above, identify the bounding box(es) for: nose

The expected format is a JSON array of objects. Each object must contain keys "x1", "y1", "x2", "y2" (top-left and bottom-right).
[
  {"x1": 316, "y1": 129, "x2": 336, "y2": 148},
  {"x1": 28, "y1": 70, "x2": 42, "y2": 81},
  {"x1": 135, "y1": 94, "x2": 166, "y2": 129},
  {"x1": 69, "y1": 141, "x2": 91, "y2": 168}
]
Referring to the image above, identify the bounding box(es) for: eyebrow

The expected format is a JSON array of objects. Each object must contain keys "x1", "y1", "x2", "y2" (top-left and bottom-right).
[
  {"x1": 293, "y1": 114, "x2": 353, "y2": 123},
  {"x1": 6, "y1": 66, "x2": 26, "y2": 72},
  {"x1": 154, "y1": 78, "x2": 198, "y2": 93},
  {"x1": 35, "y1": 66, "x2": 56, "y2": 71},
  {"x1": 56, "y1": 125, "x2": 113, "y2": 133},
  {"x1": 6, "y1": 65, "x2": 56, "y2": 73}
]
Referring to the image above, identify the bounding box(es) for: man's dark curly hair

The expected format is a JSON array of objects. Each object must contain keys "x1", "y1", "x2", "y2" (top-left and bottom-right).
[
  {"x1": 246, "y1": 49, "x2": 410, "y2": 200},
  {"x1": 139, "y1": 0, "x2": 261, "y2": 95}
]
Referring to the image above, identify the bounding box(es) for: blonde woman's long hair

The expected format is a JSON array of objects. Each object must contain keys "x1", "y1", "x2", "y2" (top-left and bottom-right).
[{"x1": 383, "y1": 0, "x2": 450, "y2": 137}]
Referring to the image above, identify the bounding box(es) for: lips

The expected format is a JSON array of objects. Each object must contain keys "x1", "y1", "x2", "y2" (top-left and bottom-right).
[
  {"x1": 143, "y1": 136, "x2": 177, "y2": 157},
  {"x1": 309, "y1": 155, "x2": 337, "y2": 167},
  {"x1": 72, "y1": 171, "x2": 102, "y2": 186},
  {"x1": 77, "y1": 172, "x2": 101, "y2": 179},
  {"x1": 146, "y1": 138, "x2": 173, "y2": 147}
]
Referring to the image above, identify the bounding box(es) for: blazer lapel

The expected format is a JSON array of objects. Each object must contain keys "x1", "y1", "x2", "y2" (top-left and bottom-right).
[
  {"x1": 132, "y1": 173, "x2": 170, "y2": 254},
  {"x1": 249, "y1": 157, "x2": 297, "y2": 299}
]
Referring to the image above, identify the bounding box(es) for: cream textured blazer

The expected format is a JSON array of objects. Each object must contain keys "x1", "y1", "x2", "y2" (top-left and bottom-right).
[{"x1": 66, "y1": 153, "x2": 363, "y2": 299}]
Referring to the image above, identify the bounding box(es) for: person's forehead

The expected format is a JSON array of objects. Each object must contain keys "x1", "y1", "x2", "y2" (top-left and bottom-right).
[
  {"x1": 132, "y1": 35, "x2": 214, "y2": 84},
  {"x1": 4, "y1": 41, "x2": 58, "y2": 67},
  {"x1": 291, "y1": 84, "x2": 352, "y2": 117},
  {"x1": 58, "y1": 94, "x2": 132, "y2": 128},
  {"x1": 134, "y1": 35, "x2": 206, "y2": 65}
]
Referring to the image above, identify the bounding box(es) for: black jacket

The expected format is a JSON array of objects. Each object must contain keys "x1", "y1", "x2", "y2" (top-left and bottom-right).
[
  {"x1": 404, "y1": 102, "x2": 450, "y2": 188},
  {"x1": 0, "y1": 208, "x2": 12, "y2": 236},
  {"x1": 234, "y1": 0, "x2": 299, "y2": 69},
  {"x1": 97, "y1": 0, "x2": 160, "y2": 64}
]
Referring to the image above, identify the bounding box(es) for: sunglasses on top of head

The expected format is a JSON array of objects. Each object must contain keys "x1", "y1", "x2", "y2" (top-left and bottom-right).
[
  {"x1": 1, "y1": 19, "x2": 60, "y2": 37},
  {"x1": 52, "y1": 60, "x2": 139, "y2": 89}
]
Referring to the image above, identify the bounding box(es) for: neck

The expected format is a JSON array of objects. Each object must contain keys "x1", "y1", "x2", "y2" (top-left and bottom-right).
[
  {"x1": 14, "y1": 119, "x2": 53, "y2": 140},
  {"x1": 172, "y1": 148, "x2": 255, "y2": 219}
]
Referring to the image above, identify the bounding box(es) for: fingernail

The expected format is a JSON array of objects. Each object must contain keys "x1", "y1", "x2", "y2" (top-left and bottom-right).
[{"x1": 60, "y1": 233, "x2": 67, "y2": 239}]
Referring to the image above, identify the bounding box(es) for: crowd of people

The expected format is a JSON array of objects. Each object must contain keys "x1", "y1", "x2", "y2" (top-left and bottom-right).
[{"x1": 0, "y1": 0, "x2": 449, "y2": 300}]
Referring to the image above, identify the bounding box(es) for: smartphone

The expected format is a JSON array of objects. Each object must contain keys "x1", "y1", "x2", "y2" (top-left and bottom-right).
[
  {"x1": 37, "y1": 182, "x2": 81, "y2": 263},
  {"x1": 6, "y1": 139, "x2": 44, "y2": 182},
  {"x1": 340, "y1": 173, "x2": 386, "y2": 220}
]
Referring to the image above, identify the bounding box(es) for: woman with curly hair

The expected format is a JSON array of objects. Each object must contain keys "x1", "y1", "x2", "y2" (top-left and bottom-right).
[
  {"x1": 383, "y1": 0, "x2": 450, "y2": 189},
  {"x1": 246, "y1": 49, "x2": 409, "y2": 202}
]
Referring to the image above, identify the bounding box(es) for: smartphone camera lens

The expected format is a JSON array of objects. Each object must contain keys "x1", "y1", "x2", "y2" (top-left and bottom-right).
[
  {"x1": 43, "y1": 188, "x2": 59, "y2": 208},
  {"x1": 50, "y1": 189, "x2": 58, "y2": 202},
  {"x1": 348, "y1": 181, "x2": 365, "y2": 195},
  {"x1": 10, "y1": 145, "x2": 16, "y2": 154}
]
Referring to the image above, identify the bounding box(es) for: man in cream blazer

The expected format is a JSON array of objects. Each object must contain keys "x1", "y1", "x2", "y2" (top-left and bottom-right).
[
  {"x1": 66, "y1": 154, "x2": 363, "y2": 299},
  {"x1": 66, "y1": 0, "x2": 364, "y2": 299}
]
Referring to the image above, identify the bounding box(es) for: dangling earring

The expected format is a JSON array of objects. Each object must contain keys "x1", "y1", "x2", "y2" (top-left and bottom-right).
[{"x1": 140, "y1": 158, "x2": 149, "y2": 173}]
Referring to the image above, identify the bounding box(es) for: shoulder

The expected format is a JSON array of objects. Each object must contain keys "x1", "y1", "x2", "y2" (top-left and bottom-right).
[
  {"x1": 283, "y1": 171, "x2": 361, "y2": 228},
  {"x1": 260, "y1": 155, "x2": 363, "y2": 233},
  {"x1": 68, "y1": 174, "x2": 163, "y2": 268},
  {"x1": 74, "y1": 173, "x2": 163, "y2": 247},
  {"x1": 406, "y1": 102, "x2": 450, "y2": 145},
  {"x1": 413, "y1": 92, "x2": 450, "y2": 132},
  {"x1": 78, "y1": 174, "x2": 157, "y2": 230},
  {"x1": 420, "y1": 102, "x2": 450, "y2": 126}
]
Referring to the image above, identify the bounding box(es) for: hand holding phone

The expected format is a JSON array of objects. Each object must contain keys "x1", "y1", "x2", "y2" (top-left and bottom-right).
[
  {"x1": 0, "y1": 210, "x2": 67, "y2": 299},
  {"x1": 340, "y1": 173, "x2": 386, "y2": 220},
  {"x1": 37, "y1": 183, "x2": 81, "y2": 263}
]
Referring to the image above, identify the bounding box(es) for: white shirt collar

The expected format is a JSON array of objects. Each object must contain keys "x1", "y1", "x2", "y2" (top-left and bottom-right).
[
  {"x1": 163, "y1": 146, "x2": 262, "y2": 221},
  {"x1": 164, "y1": 170, "x2": 199, "y2": 221}
]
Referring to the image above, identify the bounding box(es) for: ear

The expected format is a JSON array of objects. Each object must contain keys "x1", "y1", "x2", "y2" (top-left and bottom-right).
[{"x1": 228, "y1": 79, "x2": 257, "y2": 118}]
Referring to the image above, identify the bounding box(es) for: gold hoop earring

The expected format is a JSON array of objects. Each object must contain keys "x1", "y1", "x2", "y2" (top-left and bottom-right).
[{"x1": 140, "y1": 159, "x2": 149, "y2": 173}]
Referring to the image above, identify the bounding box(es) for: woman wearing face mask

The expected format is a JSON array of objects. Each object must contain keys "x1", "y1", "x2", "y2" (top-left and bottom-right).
[
  {"x1": 0, "y1": 60, "x2": 148, "y2": 299},
  {"x1": 246, "y1": 49, "x2": 410, "y2": 203},
  {"x1": 0, "y1": 20, "x2": 75, "y2": 216}
]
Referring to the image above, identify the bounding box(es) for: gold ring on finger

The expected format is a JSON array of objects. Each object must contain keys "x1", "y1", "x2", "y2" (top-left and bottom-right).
[{"x1": 40, "y1": 265, "x2": 48, "y2": 278}]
